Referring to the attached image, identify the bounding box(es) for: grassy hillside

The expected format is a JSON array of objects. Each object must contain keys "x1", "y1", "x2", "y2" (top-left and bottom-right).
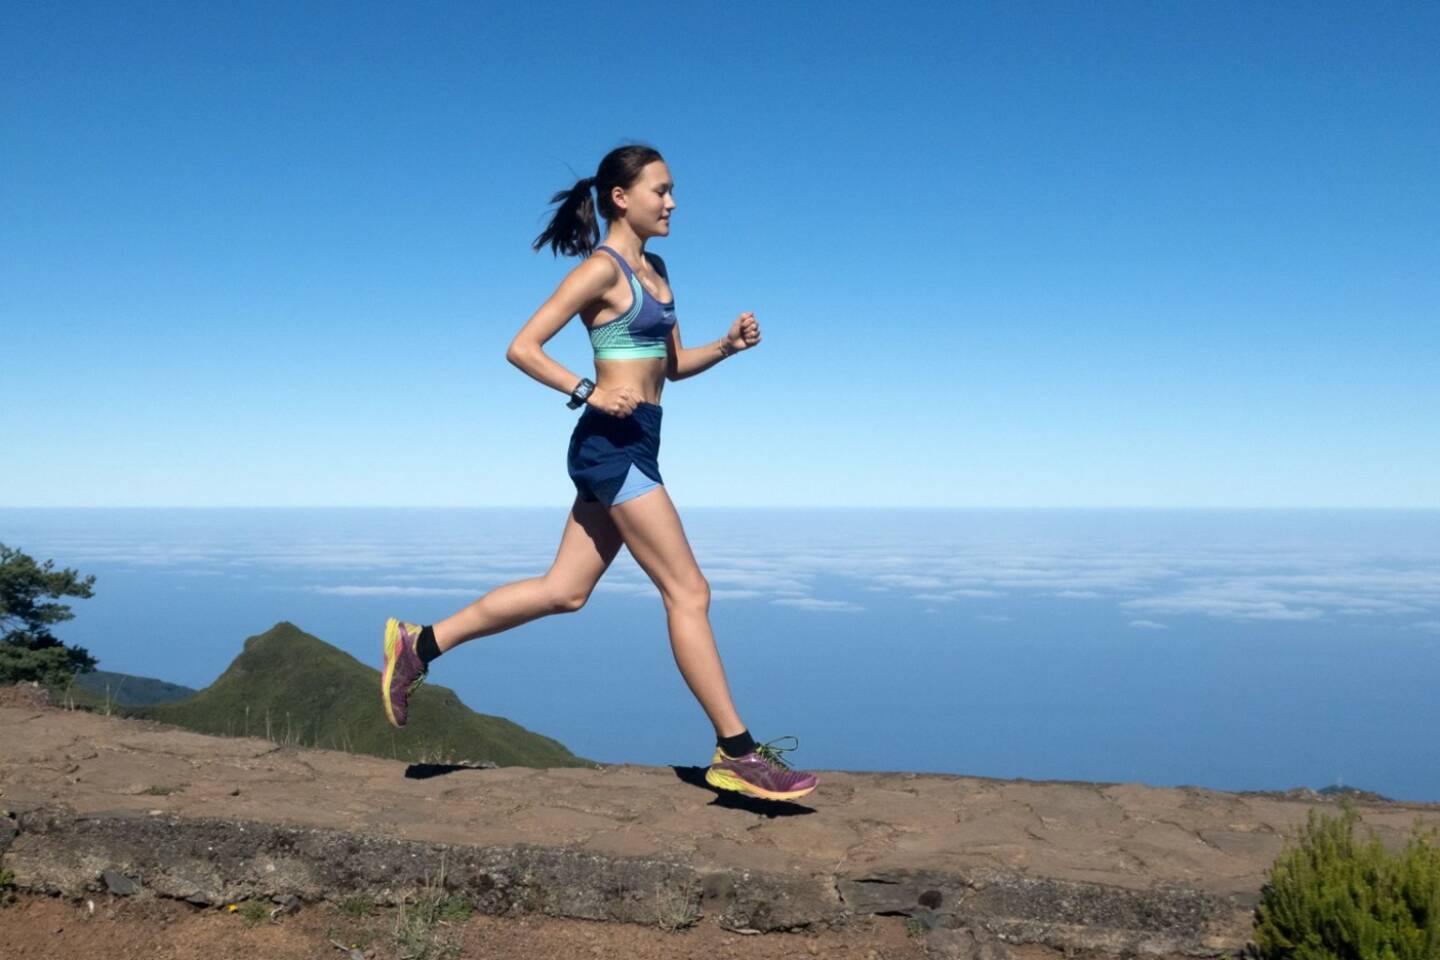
[
  {"x1": 72, "y1": 669, "x2": 197, "y2": 707},
  {"x1": 124, "y1": 622, "x2": 592, "y2": 768}
]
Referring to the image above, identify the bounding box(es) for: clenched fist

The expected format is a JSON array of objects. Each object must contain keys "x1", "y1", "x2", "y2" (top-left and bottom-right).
[{"x1": 725, "y1": 312, "x2": 762, "y2": 353}]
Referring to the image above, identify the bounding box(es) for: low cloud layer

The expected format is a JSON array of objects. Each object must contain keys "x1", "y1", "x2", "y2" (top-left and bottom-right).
[{"x1": 17, "y1": 509, "x2": 1439, "y2": 632}]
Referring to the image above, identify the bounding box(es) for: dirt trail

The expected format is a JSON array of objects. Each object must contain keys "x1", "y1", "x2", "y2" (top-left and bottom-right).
[
  {"x1": 5, "y1": 685, "x2": 1438, "y2": 958},
  {"x1": 2, "y1": 891, "x2": 947, "y2": 960}
]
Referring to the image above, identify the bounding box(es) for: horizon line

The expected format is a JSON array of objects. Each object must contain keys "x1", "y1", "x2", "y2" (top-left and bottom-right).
[{"x1": 4, "y1": 504, "x2": 1439, "y2": 512}]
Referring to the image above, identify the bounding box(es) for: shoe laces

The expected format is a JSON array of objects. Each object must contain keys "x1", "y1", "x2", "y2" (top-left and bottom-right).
[{"x1": 754, "y1": 735, "x2": 799, "y2": 770}]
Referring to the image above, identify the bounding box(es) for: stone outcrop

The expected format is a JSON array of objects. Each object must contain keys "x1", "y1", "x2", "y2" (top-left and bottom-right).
[{"x1": 4, "y1": 696, "x2": 1438, "y2": 957}]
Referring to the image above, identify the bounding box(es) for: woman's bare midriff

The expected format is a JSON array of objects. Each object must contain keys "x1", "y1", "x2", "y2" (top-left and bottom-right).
[{"x1": 593, "y1": 357, "x2": 666, "y2": 406}]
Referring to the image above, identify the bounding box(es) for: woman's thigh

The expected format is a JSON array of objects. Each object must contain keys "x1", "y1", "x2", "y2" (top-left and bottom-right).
[
  {"x1": 545, "y1": 497, "x2": 624, "y2": 599},
  {"x1": 607, "y1": 486, "x2": 707, "y2": 604}
]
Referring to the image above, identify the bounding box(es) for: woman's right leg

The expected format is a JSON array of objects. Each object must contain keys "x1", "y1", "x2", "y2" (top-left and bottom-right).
[{"x1": 430, "y1": 497, "x2": 623, "y2": 653}]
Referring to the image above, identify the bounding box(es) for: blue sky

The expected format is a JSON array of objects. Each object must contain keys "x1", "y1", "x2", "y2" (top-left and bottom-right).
[{"x1": 3, "y1": 1, "x2": 1436, "y2": 507}]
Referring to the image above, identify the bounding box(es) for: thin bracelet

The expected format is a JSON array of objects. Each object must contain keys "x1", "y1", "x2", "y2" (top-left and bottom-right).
[{"x1": 718, "y1": 340, "x2": 735, "y2": 358}]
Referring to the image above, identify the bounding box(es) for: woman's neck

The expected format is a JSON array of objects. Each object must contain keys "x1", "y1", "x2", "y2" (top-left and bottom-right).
[{"x1": 601, "y1": 227, "x2": 646, "y2": 264}]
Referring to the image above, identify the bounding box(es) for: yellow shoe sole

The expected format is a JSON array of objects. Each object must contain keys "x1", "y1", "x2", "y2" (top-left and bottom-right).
[{"x1": 381, "y1": 617, "x2": 403, "y2": 728}]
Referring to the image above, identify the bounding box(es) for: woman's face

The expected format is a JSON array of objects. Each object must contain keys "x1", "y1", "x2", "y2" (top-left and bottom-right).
[{"x1": 617, "y1": 161, "x2": 675, "y2": 238}]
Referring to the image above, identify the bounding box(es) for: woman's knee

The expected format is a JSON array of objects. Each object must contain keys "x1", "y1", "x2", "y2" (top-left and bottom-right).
[
  {"x1": 541, "y1": 578, "x2": 591, "y2": 614},
  {"x1": 663, "y1": 574, "x2": 710, "y2": 614}
]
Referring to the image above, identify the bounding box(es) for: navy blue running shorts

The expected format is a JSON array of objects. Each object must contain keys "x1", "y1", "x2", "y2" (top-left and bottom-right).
[{"x1": 567, "y1": 402, "x2": 664, "y2": 507}]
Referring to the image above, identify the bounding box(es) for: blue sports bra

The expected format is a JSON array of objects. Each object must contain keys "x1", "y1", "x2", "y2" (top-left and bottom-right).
[{"x1": 589, "y1": 245, "x2": 677, "y2": 360}]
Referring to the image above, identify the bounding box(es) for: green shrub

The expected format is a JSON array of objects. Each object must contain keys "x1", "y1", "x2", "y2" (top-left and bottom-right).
[
  {"x1": 340, "y1": 894, "x2": 377, "y2": 918},
  {"x1": 1253, "y1": 798, "x2": 1440, "y2": 960}
]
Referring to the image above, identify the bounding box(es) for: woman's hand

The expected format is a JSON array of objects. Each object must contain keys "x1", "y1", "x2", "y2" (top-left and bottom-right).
[
  {"x1": 725, "y1": 312, "x2": 761, "y2": 354},
  {"x1": 586, "y1": 384, "x2": 643, "y2": 417}
]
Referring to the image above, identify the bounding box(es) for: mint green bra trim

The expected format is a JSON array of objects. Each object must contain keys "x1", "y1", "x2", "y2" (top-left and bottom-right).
[
  {"x1": 595, "y1": 342, "x2": 669, "y2": 359},
  {"x1": 590, "y1": 274, "x2": 668, "y2": 359}
]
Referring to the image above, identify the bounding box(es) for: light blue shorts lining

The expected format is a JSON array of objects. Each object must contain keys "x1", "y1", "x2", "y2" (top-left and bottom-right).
[{"x1": 611, "y1": 462, "x2": 661, "y2": 506}]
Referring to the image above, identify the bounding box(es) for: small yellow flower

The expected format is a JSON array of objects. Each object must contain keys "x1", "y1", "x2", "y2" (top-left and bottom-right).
[{"x1": 227, "y1": 903, "x2": 238, "y2": 912}]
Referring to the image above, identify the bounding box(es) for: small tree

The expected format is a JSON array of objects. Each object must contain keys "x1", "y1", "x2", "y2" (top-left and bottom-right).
[
  {"x1": 1253, "y1": 797, "x2": 1440, "y2": 960},
  {"x1": 0, "y1": 542, "x2": 97, "y2": 686}
]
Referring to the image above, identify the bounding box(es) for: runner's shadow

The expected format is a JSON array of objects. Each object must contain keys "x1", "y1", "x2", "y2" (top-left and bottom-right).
[
  {"x1": 404, "y1": 762, "x2": 495, "y2": 780},
  {"x1": 671, "y1": 765, "x2": 817, "y2": 817}
]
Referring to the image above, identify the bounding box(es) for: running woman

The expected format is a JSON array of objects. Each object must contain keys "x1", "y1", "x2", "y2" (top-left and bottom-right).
[{"x1": 380, "y1": 144, "x2": 818, "y2": 802}]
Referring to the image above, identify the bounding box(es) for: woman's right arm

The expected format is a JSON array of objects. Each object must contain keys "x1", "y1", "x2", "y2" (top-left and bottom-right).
[{"x1": 505, "y1": 257, "x2": 613, "y2": 397}]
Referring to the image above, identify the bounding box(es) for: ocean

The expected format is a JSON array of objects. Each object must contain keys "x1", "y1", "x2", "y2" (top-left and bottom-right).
[{"x1": 3, "y1": 507, "x2": 1437, "y2": 801}]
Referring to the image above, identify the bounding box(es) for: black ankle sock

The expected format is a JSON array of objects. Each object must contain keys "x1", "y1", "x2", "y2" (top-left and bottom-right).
[
  {"x1": 416, "y1": 625, "x2": 441, "y2": 665},
  {"x1": 717, "y1": 729, "x2": 756, "y2": 758}
]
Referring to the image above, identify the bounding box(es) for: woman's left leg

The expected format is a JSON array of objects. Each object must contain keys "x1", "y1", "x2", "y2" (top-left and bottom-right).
[
  {"x1": 609, "y1": 485, "x2": 820, "y2": 801},
  {"x1": 606, "y1": 486, "x2": 746, "y2": 739}
]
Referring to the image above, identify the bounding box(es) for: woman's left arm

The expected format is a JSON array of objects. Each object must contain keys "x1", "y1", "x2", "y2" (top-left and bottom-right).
[
  {"x1": 666, "y1": 313, "x2": 760, "y2": 381},
  {"x1": 650, "y1": 253, "x2": 762, "y2": 382}
]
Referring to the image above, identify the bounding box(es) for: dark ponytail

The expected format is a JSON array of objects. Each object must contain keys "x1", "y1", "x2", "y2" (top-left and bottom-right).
[
  {"x1": 531, "y1": 176, "x2": 600, "y2": 258},
  {"x1": 532, "y1": 143, "x2": 664, "y2": 258}
]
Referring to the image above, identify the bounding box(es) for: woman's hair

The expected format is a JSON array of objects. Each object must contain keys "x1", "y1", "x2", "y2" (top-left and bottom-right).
[{"x1": 532, "y1": 143, "x2": 664, "y2": 258}]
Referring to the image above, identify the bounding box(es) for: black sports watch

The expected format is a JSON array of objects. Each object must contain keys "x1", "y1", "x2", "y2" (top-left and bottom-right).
[{"x1": 566, "y1": 377, "x2": 596, "y2": 410}]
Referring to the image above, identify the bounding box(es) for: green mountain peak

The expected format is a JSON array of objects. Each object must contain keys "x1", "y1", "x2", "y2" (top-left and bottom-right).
[{"x1": 129, "y1": 622, "x2": 592, "y2": 769}]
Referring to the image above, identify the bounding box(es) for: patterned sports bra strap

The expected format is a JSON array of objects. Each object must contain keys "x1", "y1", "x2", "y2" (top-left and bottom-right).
[{"x1": 595, "y1": 245, "x2": 634, "y2": 277}]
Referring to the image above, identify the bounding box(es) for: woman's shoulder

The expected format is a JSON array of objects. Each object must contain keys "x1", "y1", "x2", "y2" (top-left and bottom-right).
[
  {"x1": 551, "y1": 249, "x2": 623, "y2": 304},
  {"x1": 571, "y1": 248, "x2": 623, "y2": 281}
]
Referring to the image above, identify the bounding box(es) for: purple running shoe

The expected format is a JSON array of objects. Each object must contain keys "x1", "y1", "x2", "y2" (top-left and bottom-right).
[
  {"x1": 381, "y1": 617, "x2": 428, "y2": 728},
  {"x1": 705, "y1": 735, "x2": 819, "y2": 801}
]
